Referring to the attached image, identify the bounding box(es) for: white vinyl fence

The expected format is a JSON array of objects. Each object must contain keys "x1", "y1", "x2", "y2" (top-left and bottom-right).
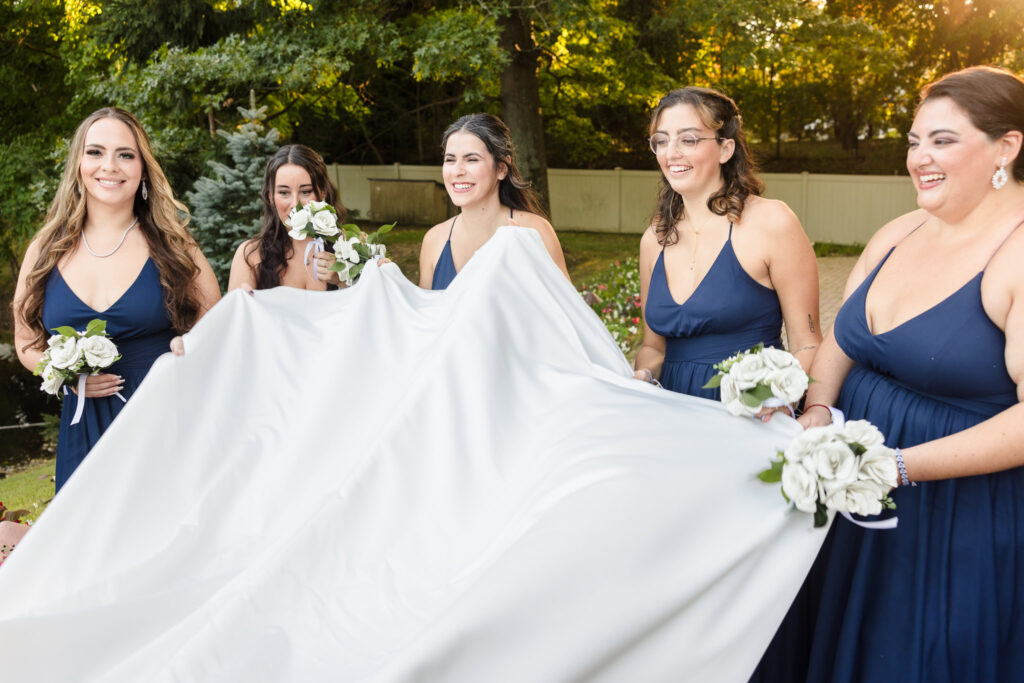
[{"x1": 328, "y1": 164, "x2": 918, "y2": 245}]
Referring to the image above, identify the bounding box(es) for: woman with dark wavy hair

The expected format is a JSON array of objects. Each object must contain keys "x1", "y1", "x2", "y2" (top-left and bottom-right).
[
  {"x1": 13, "y1": 107, "x2": 221, "y2": 491},
  {"x1": 632, "y1": 87, "x2": 821, "y2": 400},
  {"x1": 228, "y1": 144, "x2": 345, "y2": 291},
  {"x1": 419, "y1": 113, "x2": 569, "y2": 289}
]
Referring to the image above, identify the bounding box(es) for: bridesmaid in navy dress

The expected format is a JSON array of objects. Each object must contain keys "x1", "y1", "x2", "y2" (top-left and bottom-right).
[
  {"x1": 13, "y1": 108, "x2": 221, "y2": 492},
  {"x1": 419, "y1": 114, "x2": 570, "y2": 290},
  {"x1": 228, "y1": 144, "x2": 345, "y2": 292},
  {"x1": 796, "y1": 66, "x2": 1024, "y2": 682},
  {"x1": 633, "y1": 87, "x2": 821, "y2": 399}
]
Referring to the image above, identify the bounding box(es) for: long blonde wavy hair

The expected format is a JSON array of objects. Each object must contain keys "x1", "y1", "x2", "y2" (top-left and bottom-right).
[{"x1": 17, "y1": 107, "x2": 203, "y2": 352}]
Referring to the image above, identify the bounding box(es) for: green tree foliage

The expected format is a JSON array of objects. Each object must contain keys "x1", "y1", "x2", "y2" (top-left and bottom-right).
[{"x1": 187, "y1": 106, "x2": 279, "y2": 289}]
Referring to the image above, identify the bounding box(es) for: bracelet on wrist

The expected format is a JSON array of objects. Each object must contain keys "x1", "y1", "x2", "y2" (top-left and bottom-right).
[
  {"x1": 801, "y1": 403, "x2": 845, "y2": 427},
  {"x1": 894, "y1": 447, "x2": 917, "y2": 487}
]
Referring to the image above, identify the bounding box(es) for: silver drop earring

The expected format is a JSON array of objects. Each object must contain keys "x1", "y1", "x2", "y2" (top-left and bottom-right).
[
  {"x1": 992, "y1": 157, "x2": 1008, "y2": 190},
  {"x1": 141, "y1": 178, "x2": 149, "y2": 200}
]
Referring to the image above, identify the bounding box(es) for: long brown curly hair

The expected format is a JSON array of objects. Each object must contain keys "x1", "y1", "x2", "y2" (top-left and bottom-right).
[
  {"x1": 245, "y1": 144, "x2": 345, "y2": 289},
  {"x1": 649, "y1": 87, "x2": 764, "y2": 247},
  {"x1": 17, "y1": 107, "x2": 203, "y2": 352}
]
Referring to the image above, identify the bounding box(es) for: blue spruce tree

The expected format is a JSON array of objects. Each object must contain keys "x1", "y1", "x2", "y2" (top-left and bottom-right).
[{"x1": 187, "y1": 106, "x2": 279, "y2": 288}]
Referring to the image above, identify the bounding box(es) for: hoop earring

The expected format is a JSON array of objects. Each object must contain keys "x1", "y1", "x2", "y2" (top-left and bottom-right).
[
  {"x1": 992, "y1": 157, "x2": 1008, "y2": 190},
  {"x1": 141, "y1": 178, "x2": 149, "y2": 200}
]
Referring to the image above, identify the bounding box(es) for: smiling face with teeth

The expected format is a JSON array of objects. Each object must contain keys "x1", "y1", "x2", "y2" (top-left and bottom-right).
[
  {"x1": 442, "y1": 131, "x2": 507, "y2": 210},
  {"x1": 907, "y1": 96, "x2": 1006, "y2": 222},
  {"x1": 651, "y1": 103, "x2": 734, "y2": 201},
  {"x1": 79, "y1": 117, "x2": 144, "y2": 209}
]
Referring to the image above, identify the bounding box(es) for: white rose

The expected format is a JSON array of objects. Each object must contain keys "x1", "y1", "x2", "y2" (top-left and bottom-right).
[
  {"x1": 311, "y1": 209, "x2": 339, "y2": 237},
  {"x1": 842, "y1": 420, "x2": 885, "y2": 450},
  {"x1": 39, "y1": 363, "x2": 64, "y2": 395},
  {"x1": 286, "y1": 208, "x2": 311, "y2": 238},
  {"x1": 810, "y1": 438, "x2": 859, "y2": 484},
  {"x1": 767, "y1": 365, "x2": 809, "y2": 404},
  {"x1": 335, "y1": 238, "x2": 355, "y2": 264},
  {"x1": 729, "y1": 353, "x2": 768, "y2": 390},
  {"x1": 345, "y1": 236, "x2": 361, "y2": 263},
  {"x1": 760, "y1": 347, "x2": 798, "y2": 370},
  {"x1": 719, "y1": 374, "x2": 752, "y2": 416},
  {"x1": 80, "y1": 335, "x2": 118, "y2": 369},
  {"x1": 781, "y1": 461, "x2": 820, "y2": 513},
  {"x1": 858, "y1": 446, "x2": 898, "y2": 489},
  {"x1": 371, "y1": 243, "x2": 387, "y2": 258},
  {"x1": 783, "y1": 425, "x2": 837, "y2": 465},
  {"x1": 47, "y1": 335, "x2": 81, "y2": 370},
  {"x1": 308, "y1": 200, "x2": 329, "y2": 212},
  {"x1": 826, "y1": 479, "x2": 885, "y2": 516}
]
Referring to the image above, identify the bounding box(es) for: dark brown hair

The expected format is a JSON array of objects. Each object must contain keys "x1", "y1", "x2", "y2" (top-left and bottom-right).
[
  {"x1": 648, "y1": 87, "x2": 763, "y2": 247},
  {"x1": 919, "y1": 65, "x2": 1024, "y2": 183},
  {"x1": 442, "y1": 113, "x2": 547, "y2": 218},
  {"x1": 18, "y1": 107, "x2": 203, "y2": 351},
  {"x1": 247, "y1": 144, "x2": 345, "y2": 289}
]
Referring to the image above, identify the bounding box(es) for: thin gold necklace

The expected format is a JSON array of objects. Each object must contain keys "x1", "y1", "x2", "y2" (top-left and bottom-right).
[
  {"x1": 685, "y1": 212, "x2": 717, "y2": 271},
  {"x1": 82, "y1": 217, "x2": 139, "y2": 258}
]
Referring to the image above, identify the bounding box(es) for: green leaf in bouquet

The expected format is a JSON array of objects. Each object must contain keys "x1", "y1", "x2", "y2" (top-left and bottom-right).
[
  {"x1": 341, "y1": 223, "x2": 361, "y2": 240},
  {"x1": 51, "y1": 326, "x2": 79, "y2": 338},
  {"x1": 349, "y1": 262, "x2": 367, "y2": 281},
  {"x1": 367, "y1": 222, "x2": 395, "y2": 243},
  {"x1": 881, "y1": 495, "x2": 896, "y2": 511},
  {"x1": 849, "y1": 442, "x2": 866, "y2": 456},
  {"x1": 354, "y1": 243, "x2": 371, "y2": 259},
  {"x1": 757, "y1": 456, "x2": 784, "y2": 483},
  {"x1": 328, "y1": 260, "x2": 347, "y2": 273},
  {"x1": 84, "y1": 318, "x2": 107, "y2": 337},
  {"x1": 702, "y1": 373, "x2": 723, "y2": 389},
  {"x1": 813, "y1": 501, "x2": 829, "y2": 528},
  {"x1": 741, "y1": 384, "x2": 775, "y2": 407}
]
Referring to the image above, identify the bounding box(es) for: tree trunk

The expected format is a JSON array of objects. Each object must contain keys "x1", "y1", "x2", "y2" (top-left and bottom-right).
[{"x1": 498, "y1": 8, "x2": 550, "y2": 215}]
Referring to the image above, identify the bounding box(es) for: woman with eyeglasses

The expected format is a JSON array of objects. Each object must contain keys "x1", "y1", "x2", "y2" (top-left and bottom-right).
[{"x1": 632, "y1": 87, "x2": 821, "y2": 402}]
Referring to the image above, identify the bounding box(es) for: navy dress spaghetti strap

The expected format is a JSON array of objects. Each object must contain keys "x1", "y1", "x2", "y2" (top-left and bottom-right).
[
  {"x1": 43, "y1": 258, "x2": 174, "y2": 491},
  {"x1": 801, "y1": 245, "x2": 1024, "y2": 682},
  {"x1": 432, "y1": 209, "x2": 516, "y2": 291},
  {"x1": 644, "y1": 224, "x2": 783, "y2": 398},
  {"x1": 431, "y1": 217, "x2": 458, "y2": 291}
]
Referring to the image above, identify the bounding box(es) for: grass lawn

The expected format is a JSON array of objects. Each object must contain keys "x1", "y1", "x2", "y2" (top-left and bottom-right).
[{"x1": 0, "y1": 460, "x2": 55, "y2": 523}]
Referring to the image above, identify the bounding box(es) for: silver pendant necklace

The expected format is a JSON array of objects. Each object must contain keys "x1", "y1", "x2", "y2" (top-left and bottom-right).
[{"x1": 82, "y1": 217, "x2": 139, "y2": 258}]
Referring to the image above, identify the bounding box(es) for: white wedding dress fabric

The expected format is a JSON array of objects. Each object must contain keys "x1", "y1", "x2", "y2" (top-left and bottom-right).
[{"x1": 0, "y1": 227, "x2": 828, "y2": 682}]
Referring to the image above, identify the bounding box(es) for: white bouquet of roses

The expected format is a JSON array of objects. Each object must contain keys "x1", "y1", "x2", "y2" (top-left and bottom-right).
[
  {"x1": 329, "y1": 221, "x2": 395, "y2": 286},
  {"x1": 285, "y1": 201, "x2": 342, "y2": 281},
  {"x1": 703, "y1": 343, "x2": 809, "y2": 417},
  {"x1": 34, "y1": 318, "x2": 123, "y2": 424},
  {"x1": 759, "y1": 420, "x2": 898, "y2": 528}
]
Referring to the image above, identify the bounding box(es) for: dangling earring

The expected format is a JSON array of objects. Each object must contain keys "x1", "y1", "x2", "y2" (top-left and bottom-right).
[
  {"x1": 992, "y1": 157, "x2": 1008, "y2": 190},
  {"x1": 141, "y1": 178, "x2": 149, "y2": 200}
]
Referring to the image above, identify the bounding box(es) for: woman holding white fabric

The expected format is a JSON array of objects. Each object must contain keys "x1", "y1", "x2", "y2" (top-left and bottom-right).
[
  {"x1": 229, "y1": 144, "x2": 345, "y2": 291},
  {"x1": 777, "y1": 65, "x2": 1024, "y2": 683},
  {"x1": 633, "y1": 87, "x2": 821, "y2": 401},
  {"x1": 13, "y1": 107, "x2": 220, "y2": 491},
  {"x1": 419, "y1": 113, "x2": 570, "y2": 289}
]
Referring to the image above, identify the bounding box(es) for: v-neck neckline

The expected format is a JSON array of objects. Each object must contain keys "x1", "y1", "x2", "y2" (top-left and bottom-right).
[{"x1": 56, "y1": 258, "x2": 152, "y2": 315}]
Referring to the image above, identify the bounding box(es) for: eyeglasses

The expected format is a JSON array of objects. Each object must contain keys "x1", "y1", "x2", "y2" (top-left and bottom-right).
[{"x1": 649, "y1": 132, "x2": 720, "y2": 155}]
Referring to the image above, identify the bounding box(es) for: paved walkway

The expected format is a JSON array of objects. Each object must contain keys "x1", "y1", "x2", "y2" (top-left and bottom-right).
[{"x1": 818, "y1": 256, "x2": 858, "y2": 334}]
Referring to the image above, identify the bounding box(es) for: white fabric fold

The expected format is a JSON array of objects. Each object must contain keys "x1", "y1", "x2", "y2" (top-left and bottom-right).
[{"x1": 0, "y1": 227, "x2": 828, "y2": 682}]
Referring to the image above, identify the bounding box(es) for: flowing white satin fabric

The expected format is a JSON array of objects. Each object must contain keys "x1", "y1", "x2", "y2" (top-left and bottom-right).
[{"x1": 0, "y1": 227, "x2": 829, "y2": 682}]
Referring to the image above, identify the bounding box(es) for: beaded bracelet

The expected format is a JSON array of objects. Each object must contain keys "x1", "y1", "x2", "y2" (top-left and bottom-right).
[
  {"x1": 636, "y1": 368, "x2": 662, "y2": 389},
  {"x1": 894, "y1": 447, "x2": 917, "y2": 487}
]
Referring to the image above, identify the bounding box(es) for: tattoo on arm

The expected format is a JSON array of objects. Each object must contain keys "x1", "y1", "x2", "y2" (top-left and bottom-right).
[{"x1": 808, "y1": 314, "x2": 816, "y2": 334}]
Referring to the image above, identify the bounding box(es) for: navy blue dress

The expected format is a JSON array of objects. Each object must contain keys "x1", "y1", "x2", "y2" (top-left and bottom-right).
[
  {"x1": 432, "y1": 210, "x2": 518, "y2": 291},
  {"x1": 644, "y1": 224, "x2": 783, "y2": 398},
  {"x1": 802, "y1": 247, "x2": 1024, "y2": 682},
  {"x1": 431, "y1": 218, "x2": 457, "y2": 291},
  {"x1": 43, "y1": 259, "x2": 174, "y2": 491}
]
